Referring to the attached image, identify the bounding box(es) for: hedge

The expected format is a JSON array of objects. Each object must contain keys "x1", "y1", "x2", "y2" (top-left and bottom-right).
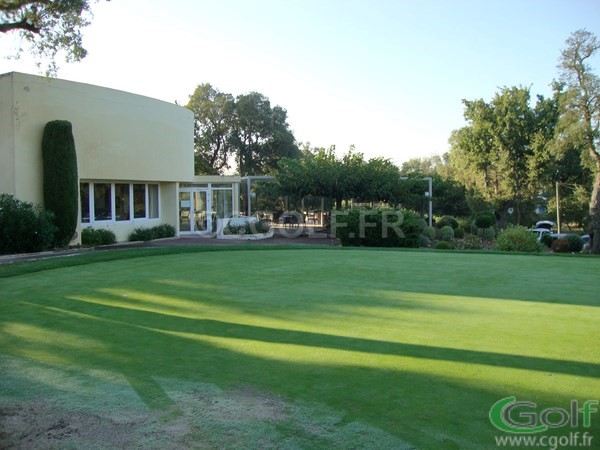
[{"x1": 333, "y1": 208, "x2": 421, "y2": 248}]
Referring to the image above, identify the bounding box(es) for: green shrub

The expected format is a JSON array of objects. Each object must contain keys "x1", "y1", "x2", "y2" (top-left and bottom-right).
[
  {"x1": 454, "y1": 227, "x2": 465, "y2": 239},
  {"x1": 422, "y1": 226, "x2": 436, "y2": 240},
  {"x1": 129, "y1": 227, "x2": 154, "y2": 241},
  {"x1": 454, "y1": 235, "x2": 483, "y2": 250},
  {"x1": 418, "y1": 234, "x2": 431, "y2": 248},
  {"x1": 128, "y1": 224, "x2": 176, "y2": 241},
  {"x1": 435, "y1": 241, "x2": 453, "y2": 250},
  {"x1": 477, "y1": 226, "x2": 496, "y2": 241},
  {"x1": 81, "y1": 228, "x2": 117, "y2": 247},
  {"x1": 565, "y1": 234, "x2": 584, "y2": 253},
  {"x1": 0, "y1": 194, "x2": 57, "y2": 254},
  {"x1": 495, "y1": 225, "x2": 542, "y2": 253},
  {"x1": 457, "y1": 217, "x2": 471, "y2": 231},
  {"x1": 440, "y1": 225, "x2": 455, "y2": 241},
  {"x1": 437, "y1": 215, "x2": 459, "y2": 229},
  {"x1": 475, "y1": 212, "x2": 496, "y2": 229},
  {"x1": 224, "y1": 220, "x2": 270, "y2": 235},
  {"x1": 551, "y1": 238, "x2": 571, "y2": 253},
  {"x1": 334, "y1": 208, "x2": 421, "y2": 248},
  {"x1": 540, "y1": 233, "x2": 555, "y2": 248},
  {"x1": 42, "y1": 120, "x2": 79, "y2": 247},
  {"x1": 416, "y1": 218, "x2": 428, "y2": 233},
  {"x1": 152, "y1": 223, "x2": 176, "y2": 239}
]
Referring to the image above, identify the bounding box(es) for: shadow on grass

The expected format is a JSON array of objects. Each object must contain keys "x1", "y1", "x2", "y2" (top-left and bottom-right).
[
  {"x1": 2, "y1": 248, "x2": 599, "y2": 448},
  {"x1": 2, "y1": 294, "x2": 599, "y2": 449},
  {"x1": 27, "y1": 297, "x2": 600, "y2": 379}
]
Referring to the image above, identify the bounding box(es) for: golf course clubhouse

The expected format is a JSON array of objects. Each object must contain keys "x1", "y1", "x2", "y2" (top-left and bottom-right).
[{"x1": 0, "y1": 72, "x2": 241, "y2": 243}]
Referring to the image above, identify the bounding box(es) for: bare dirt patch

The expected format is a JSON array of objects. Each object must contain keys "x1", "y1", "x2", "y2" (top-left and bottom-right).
[
  {"x1": 0, "y1": 356, "x2": 413, "y2": 449},
  {"x1": 0, "y1": 400, "x2": 194, "y2": 449}
]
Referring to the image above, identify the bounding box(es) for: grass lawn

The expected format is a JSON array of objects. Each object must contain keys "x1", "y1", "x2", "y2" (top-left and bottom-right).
[{"x1": 0, "y1": 247, "x2": 599, "y2": 449}]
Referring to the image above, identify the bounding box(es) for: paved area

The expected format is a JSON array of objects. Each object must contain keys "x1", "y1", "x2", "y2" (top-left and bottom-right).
[{"x1": 0, "y1": 230, "x2": 339, "y2": 265}]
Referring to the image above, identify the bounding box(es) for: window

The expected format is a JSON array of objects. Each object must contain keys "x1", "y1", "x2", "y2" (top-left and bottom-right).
[
  {"x1": 80, "y1": 182, "x2": 160, "y2": 224},
  {"x1": 115, "y1": 184, "x2": 130, "y2": 221},
  {"x1": 94, "y1": 183, "x2": 112, "y2": 221},
  {"x1": 212, "y1": 188, "x2": 233, "y2": 219},
  {"x1": 133, "y1": 184, "x2": 146, "y2": 219},
  {"x1": 148, "y1": 184, "x2": 159, "y2": 219},
  {"x1": 80, "y1": 183, "x2": 90, "y2": 223}
]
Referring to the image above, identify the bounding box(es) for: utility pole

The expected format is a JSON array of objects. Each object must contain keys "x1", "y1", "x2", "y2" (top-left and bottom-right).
[
  {"x1": 556, "y1": 181, "x2": 561, "y2": 234},
  {"x1": 424, "y1": 176, "x2": 433, "y2": 228}
]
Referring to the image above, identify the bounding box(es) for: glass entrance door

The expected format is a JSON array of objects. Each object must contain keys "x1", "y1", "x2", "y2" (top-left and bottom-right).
[
  {"x1": 179, "y1": 189, "x2": 211, "y2": 233},
  {"x1": 193, "y1": 190, "x2": 209, "y2": 232},
  {"x1": 179, "y1": 192, "x2": 191, "y2": 232}
]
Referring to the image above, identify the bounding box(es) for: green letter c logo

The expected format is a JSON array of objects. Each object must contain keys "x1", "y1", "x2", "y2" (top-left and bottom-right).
[{"x1": 489, "y1": 396, "x2": 548, "y2": 434}]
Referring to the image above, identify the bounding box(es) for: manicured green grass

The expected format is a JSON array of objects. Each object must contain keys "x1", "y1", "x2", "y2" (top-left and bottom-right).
[{"x1": 1, "y1": 247, "x2": 599, "y2": 448}]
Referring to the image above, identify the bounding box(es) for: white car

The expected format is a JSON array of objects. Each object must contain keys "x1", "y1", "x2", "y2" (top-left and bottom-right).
[
  {"x1": 534, "y1": 220, "x2": 555, "y2": 230},
  {"x1": 529, "y1": 228, "x2": 553, "y2": 241}
]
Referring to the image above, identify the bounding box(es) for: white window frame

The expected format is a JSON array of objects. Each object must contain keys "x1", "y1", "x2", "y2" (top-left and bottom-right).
[{"x1": 80, "y1": 182, "x2": 161, "y2": 225}]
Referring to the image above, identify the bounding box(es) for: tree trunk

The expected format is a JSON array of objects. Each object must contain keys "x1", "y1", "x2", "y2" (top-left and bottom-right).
[{"x1": 589, "y1": 170, "x2": 600, "y2": 254}]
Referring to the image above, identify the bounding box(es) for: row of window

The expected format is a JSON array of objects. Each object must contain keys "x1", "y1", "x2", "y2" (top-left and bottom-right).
[{"x1": 81, "y1": 182, "x2": 159, "y2": 223}]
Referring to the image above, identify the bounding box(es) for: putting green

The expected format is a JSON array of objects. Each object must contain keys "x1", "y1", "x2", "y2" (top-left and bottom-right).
[{"x1": 1, "y1": 248, "x2": 599, "y2": 448}]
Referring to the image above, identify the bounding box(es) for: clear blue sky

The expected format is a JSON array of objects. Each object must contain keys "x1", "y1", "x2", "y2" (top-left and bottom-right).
[{"x1": 2, "y1": 0, "x2": 600, "y2": 165}]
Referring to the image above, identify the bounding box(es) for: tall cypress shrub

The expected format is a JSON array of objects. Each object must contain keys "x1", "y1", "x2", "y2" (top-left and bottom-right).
[{"x1": 42, "y1": 120, "x2": 79, "y2": 247}]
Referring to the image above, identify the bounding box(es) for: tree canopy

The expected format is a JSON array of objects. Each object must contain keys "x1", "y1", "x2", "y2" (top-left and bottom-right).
[
  {"x1": 557, "y1": 29, "x2": 600, "y2": 252},
  {"x1": 186, "y1": 83, "x2": 236, "y2": 175},
  {"x1": 1, "y1": 0, "x2": 102, "y2": 74},
  {"x1": 276, "y1": 146, "x2": 407, "y2": 209},
  {"x1": 448, "y1": 86, "x2": 561, "y2": 225},
  {"x1": 186, "y1": 85, "x2": 301, "y2": 176}
]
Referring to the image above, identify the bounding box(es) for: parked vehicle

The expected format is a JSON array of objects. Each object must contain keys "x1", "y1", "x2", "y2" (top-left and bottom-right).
[
  {"x1": 534, "y1": 220, "x2": 555, "y2": 231},
  {"x1": 582, "y1": 234, "x2": 590, "y2": 251},
  {"x1": 529, "y1": 228, "x2": 553, "y2": 241}
]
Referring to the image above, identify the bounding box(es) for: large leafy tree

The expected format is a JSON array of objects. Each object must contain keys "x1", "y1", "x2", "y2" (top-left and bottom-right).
[
  {"x1": 449, "y1": 86, "x2": 555, "y2": 225},
  {"x1": 186, "y1": 85, "x2": 301, "y2": 176},
  {"x1": 186, "y1": 83, "x2": 236, "y2": 175},
  {"x1": 557, "y1": 29, "x2": 600, "y2": 253},
  {"x1": 1, "y1": 0, "x2": 102, "y2": 75},
  {"x1": 528, "y1": 83, "x2": 593, "y2": 227},
  {"x1": 232, "y1": 92, "x2": 300, "y2": 176}
]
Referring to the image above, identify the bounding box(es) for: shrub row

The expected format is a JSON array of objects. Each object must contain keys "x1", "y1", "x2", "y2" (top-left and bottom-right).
[
  {"x1": 81, "y1": 228, "x2": 117, "y2": 247},
  {"x1": 334, "y1": 208, "x2": 422, "y2": 247},
  {"x1": 129, "y1": 224, "x2": 176, "y2": 241},
  {"x1": 224, "y1": 220, "x2": 270, "y2": 235}
]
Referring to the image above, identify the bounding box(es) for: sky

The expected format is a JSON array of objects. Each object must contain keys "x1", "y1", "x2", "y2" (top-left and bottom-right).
[{"x1": 2, "y1": 0, "x2": 600, "y2": 166}]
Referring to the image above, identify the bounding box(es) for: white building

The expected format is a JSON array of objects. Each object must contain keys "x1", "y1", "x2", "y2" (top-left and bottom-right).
[{"x1": 0, "y1": 72, "x2": 240, "y2": 243}]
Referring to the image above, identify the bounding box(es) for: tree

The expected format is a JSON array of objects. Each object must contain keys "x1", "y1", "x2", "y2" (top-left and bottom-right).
[
  {"x1": 42, "y1": 120, "x2": 79, "y2": 247},
  {"x1": 186, "y1": 83, "x2": 235, "y2": 175},
  {"x1": 449, "y1": 86, "x2": 552, "y2": 225},
  {"x1": 186, "y1": 85, "x2": 301, "y2": 176},
  {"x1": 231, "y1": 92, "x2": 300, "y2": 176},
  {"x1": 1, "y1": 0, "x2": 102, "y2": 75},
  {"x1": 557, "y1": 29, "x2": 600, "y2": 253},
  {"x1": 277, "y1": 146, "x2": 405, "y2": 210}
]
